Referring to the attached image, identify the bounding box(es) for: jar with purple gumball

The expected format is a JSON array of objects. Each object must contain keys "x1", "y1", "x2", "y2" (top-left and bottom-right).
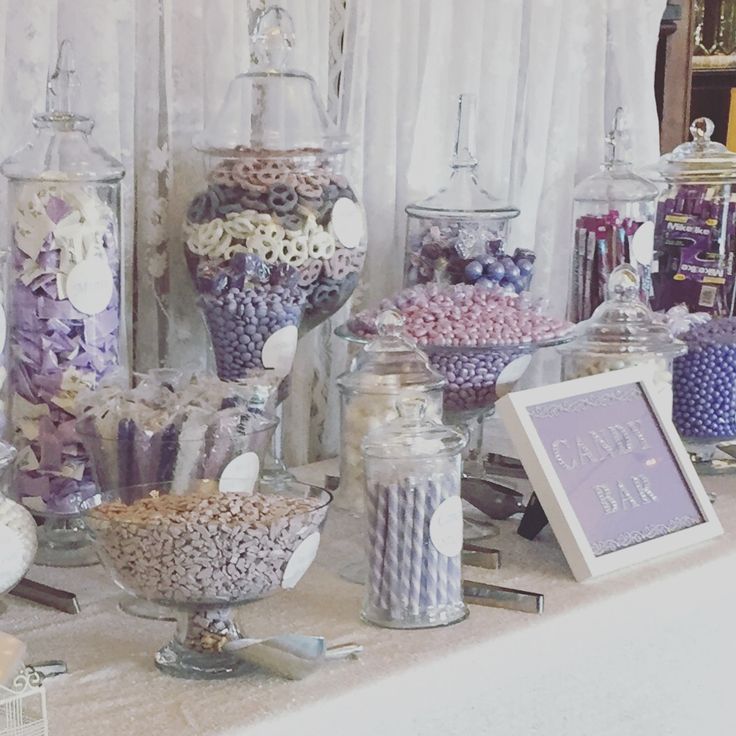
[
  {"x1": 184, "y1": 4, "x2": 367, "y2": 363},
  {"x1": 1, "y1": 42, "x2": 126, "y2": 567},
  {"x1": 404, "y1": 94, "x2": 528, "y2": 292},
  {"x1": 672, "y1": 318, "x2": 736, "y2": 463},
  {"x1": 568, "y1": 108, "x2": 658, "y2": 322}
]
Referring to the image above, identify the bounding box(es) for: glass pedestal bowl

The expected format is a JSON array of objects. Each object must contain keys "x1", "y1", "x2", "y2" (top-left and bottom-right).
[
  {"x1": 85, "y1": 478, "x2": 332, "y2": 679},
  {"x1": 78, "y1": 408, "x2": 278, "y2": 620}
]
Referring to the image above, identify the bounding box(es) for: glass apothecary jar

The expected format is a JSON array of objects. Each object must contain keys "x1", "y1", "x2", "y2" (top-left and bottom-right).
[
  {"x1": 0, "y1": 42, "x2": 125, "y2": 566},
  {"x1": 184, "y1": 5, "x2": 367, "y2": 354},
  {"x1": 560, "y1": 265, "x2": 686, "y2": 418},
  {"x1": 569, "y1": 108, "x2": 658, "y2": 322},
  {"x1": 361, "y1": 396, "x2": 468, "y2": 629},
  {"x1": 336, "y1": 311, "x2": 445, "y2": 513},
  {"x1": 673, "y1": 317, "x2": 736, "y2": 461},
  {"x1": 652, "y1": 117, "x2": 736, "y2": 316},
  {"x1": 404, "y1": 94, "x2": 528, "y2": 291}
]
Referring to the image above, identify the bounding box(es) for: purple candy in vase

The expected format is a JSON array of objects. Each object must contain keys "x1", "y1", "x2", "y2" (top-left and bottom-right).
[{"x1": 0, "y1": 40, "x2": 126, "y2": 567}]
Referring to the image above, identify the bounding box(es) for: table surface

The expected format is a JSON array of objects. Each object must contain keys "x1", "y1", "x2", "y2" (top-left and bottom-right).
[{"x1": 3, "y1": 459, "x2": 736, "y2": 736}]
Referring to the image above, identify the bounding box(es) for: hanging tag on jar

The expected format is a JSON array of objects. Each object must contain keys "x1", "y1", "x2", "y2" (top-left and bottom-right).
[
  {"x1": 496, "y1": 354, "x2": 533, "y2": 398},
  {"x1": 330, "y1": 198, "x2": 364, "y2": 249},
  {"x1": 65, "y1": 257, "x2": 114, "y2": 315},
  {"x1": 430, "y1": 496, "x2": 463, "y2": 557},
  {"x1": 262, "y1": 324, "x2": 298, "y2": 377},
  {"x1": 630, "y1": 221, "x2": 654, "y2": 266},
  {"x1": 219, "y1": 452, "x2": 260, "y2": 494},
  {"x1": 282, "y1": 532, "x2": 321, "y2": 589}
]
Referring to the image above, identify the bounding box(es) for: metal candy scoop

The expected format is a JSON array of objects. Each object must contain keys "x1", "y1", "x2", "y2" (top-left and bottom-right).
[
  {"x1": 461, "y1": 476, "x2": 526, "y2": 520},
  {"x1": 224, "y1": 635, "x2": 363, "y2": 680}
]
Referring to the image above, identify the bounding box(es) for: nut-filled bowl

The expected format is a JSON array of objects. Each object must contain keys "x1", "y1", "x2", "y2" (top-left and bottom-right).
[{"x1": 84, "y1": 478, "x2": 332, "y2": 679}]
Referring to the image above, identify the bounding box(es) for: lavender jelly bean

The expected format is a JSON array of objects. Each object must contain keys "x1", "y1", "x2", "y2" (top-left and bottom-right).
[{"x1": 673, "y1": 318, "x2": 736, "y2": 439}]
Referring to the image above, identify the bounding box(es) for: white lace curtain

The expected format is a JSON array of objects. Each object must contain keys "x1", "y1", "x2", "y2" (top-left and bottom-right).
[{"x1": 0, "y1": 0, "x2": 666, "y2": 464}]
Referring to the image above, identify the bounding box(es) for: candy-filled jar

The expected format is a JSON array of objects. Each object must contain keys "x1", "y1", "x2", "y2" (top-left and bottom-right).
[
  {"x1": 569, "y1": 108, "x2": 658, "y2": 322},
  {"x1": 673, "y1": 318, "x2": 736, "y2": 461},
  {"x1": 184, "y1": 5, "x2": 366, "y2": 350},
  {"x1": 653, "y1": 117, "x2": 736, "y2": 316},
  {"x1": 361, "y1": 396, "x2": 468, "y2": 629},
  {"x1": 404, "y1": 94, "x2": 527, "y2": 291},
  {"x1": 0, "y1": 42, "x2": 125, "y2": 566},
  {"x1": 560, "y1": 265, "x2": 686, "y2": 417},
  {"x1": 336, "y1": 311, "x2": 445, "y2": 514}
]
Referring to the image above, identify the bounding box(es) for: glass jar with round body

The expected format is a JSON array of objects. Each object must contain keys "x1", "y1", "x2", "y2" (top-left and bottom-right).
[
  {"x1": 361, "y1": 396, "x2": 468, "y2": 629},
  {"x1": 569, "y1": 108, "x2": 659, "y2": 322},
  {"x1": 0, "y1": 42, "x2": 126, "y2": 567},
  {"x1": 560, "y1": 265, "x2": 686, "y2": 419},
  {"x1": 184, "y1": 4, "x2": 366, "y2": 360},
  {"x1": 652, "y1": 117, "x2": 736, "y2": 316},
  {"x1": 85, "y1": 476, "x2": 332, "y2": 679},
  {"x1": 336, "y1": 311, "x2": 445, "y2": 515},
  {"x1": 672, "y1": 317, "x2": 736, "y2": 464},
  {"x1": 404, "y1": 94, "x2": 526, "y2": 291}
]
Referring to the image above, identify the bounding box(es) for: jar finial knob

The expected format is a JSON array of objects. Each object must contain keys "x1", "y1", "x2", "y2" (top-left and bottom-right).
[
  {"x1": 252, "y1": 5, "x2": 296, "y2": 71},
  {"x1": 46, "y1": 40, "x2": 80, "y2": 115}
]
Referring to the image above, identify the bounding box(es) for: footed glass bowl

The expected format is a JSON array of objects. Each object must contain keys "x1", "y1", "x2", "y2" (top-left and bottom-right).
[{"x1": 86, "y1": 478, "x2": 332, "y2": 679}]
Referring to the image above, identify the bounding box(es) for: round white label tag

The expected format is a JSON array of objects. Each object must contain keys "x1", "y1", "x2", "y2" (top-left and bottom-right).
[
  {"x1": 429, "y1": 496, "x2": 463, "y2": 557},
  {"x1": 0, "y1": 304, "x2": 7, "y2": 352},
  {"x1": 66, "y1": 258, "x2": 114, "y2": 315},
  {"x1": 496, "y1": 354, "x2": 533, "y2": 398},
  {"x1": 331, "y1": 198, "x2": 364, "y2": 249},
  {"x1": 262, "y1": 325, "x2": 298, "y2": 378},
  {"x1": 219, "y1": 452, "x2": 260, "y2": 494},
  {"x1": 631, "y1": 221, "x2": 655, "y2": 266},
  {"x1": 282, "y1": 532, "x2": 321, "y2": 589}
]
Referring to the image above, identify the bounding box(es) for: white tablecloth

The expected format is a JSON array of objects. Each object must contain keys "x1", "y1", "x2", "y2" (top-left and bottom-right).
[{"x1": 2, "y1": 460, "x2": 735, "y2": 736}]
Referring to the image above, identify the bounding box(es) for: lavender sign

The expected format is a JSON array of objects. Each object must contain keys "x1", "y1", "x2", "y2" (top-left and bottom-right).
[{"x1": 498, "y1": 367, "x2": 722, "y2": 580}]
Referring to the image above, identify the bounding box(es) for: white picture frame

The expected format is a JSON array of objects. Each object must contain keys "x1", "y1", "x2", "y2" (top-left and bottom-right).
[{"x1": 497, "y1": 366, "x2": 723, "y2": 581}]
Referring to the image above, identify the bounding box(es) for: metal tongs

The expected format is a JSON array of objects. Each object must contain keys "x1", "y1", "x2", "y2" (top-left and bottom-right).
[{"x1": 224, "y1": 635, "x2": 363, "y2": 680}]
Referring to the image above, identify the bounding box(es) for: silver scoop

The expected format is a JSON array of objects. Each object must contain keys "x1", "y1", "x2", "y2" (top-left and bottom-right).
[{"x1": 224, "y1": 635, "x2": 363, "y2": 680}]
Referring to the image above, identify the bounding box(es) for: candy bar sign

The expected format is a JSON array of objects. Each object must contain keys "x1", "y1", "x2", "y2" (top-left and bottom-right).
[{"x1": 498, "y1": 366, "x2": 722, "y2": 581}]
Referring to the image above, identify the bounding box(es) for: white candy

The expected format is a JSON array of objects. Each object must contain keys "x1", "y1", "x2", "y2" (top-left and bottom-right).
[{"x1": 0, "y1": 497, "x2": 37, "y2": 594}]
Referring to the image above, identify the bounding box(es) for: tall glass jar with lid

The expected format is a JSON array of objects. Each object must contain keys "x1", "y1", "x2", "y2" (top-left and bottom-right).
[
  {"x1": 184, "y1": 4, "x2": 367, "y2": 364},
  {"x1": 403, "y1": 94, "x2": 526, "y2": 291},
  {"x1": 336, "y1": 311, "x2": 445, "y2": 514},
  {"x1": 569, "y1": 108, "x2": 659, "y2": 322},
  {"x1": 0, "y1": 42, "x2": 126, "y2": 566},
  {"x1": 652, "y1": 117, "x2": 736, "y2": 316}
]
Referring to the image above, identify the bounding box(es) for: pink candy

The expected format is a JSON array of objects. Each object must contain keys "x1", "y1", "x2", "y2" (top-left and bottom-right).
[{"x1": 349, "y1": 284, "x2": 573, "y2": 348}]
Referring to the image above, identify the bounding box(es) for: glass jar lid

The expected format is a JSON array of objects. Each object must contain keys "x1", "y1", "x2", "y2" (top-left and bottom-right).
[
  {"x1": 405, "y1": 94, "x2": 519, "y2": 221},
  {"x1": 658, "y1": 117, "x2": 736, "y2": 183},
  {"x1": 337, "y1": 311, "x2": 445, "y2": 394},
  {"x1": 574, "y1": 108, "x2": 658, "y2": 204},
  {"x1": 362, "y1": 395, "x2": 467, "y2": 459},
  {"x1": 194, "y1": 5, "x2": 345, "y2": 156},
  {"x1": 1, "y1": 41, "x2": 124, "y2": 183},
  {"x1": 560, "y1": 265, "x2": 686, "y2": 356}
]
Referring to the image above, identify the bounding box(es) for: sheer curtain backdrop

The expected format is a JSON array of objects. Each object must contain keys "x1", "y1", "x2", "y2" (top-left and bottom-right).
[{"x1": 0, "y1": 0, "x2": 666, "y2": 464}]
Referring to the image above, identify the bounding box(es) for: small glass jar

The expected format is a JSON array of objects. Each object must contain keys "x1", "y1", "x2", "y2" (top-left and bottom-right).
[
  {"x1": 569, "y1": 108, "x2": 658, "y2": 322},
  {"x1": 652, "y1": 117, "x2": 736, "y2": 316},
  {"x1": 673, "y1": 318, "x2": 736, "y2": 459},
  {"x1": 404, "y1": 94, "x2": 526, "y2": 291},
  {"x1": 184, "y1": 5, "x2": 366, "y2": 352},
  {"x1": 336, "y1": 311, "x2": 445, "y2": 513},
  {"x1": 0, "y1": 42, "x2": 125, "y2": 566},
  {"x1": 560, "y1": 265, "x2": 686, "y2": 418},
  {"x1": 361, "y1": 396, "x2": 468, "y2": 629}
]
